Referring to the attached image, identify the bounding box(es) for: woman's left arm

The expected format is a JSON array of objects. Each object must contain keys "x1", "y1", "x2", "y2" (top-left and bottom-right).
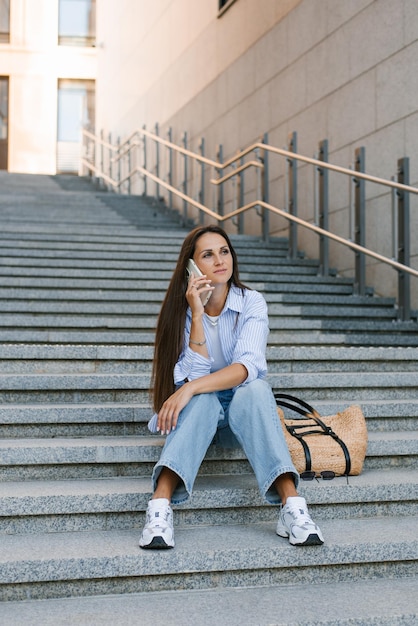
[{"x1": 156, "y1": 363, "x2": 247, "y2": 434}]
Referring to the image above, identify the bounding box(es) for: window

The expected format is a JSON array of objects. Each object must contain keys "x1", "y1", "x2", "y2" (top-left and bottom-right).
[
  {"x1": 0, "y1": 76, "x2": 8, "y2": 170},
  {"x1": 0, "y1": 0, "x2": 10, "y2": 43},
  {"x1": 58, "y1": 0, "x2": 96, "y2": 47},
  {"x1": 57, "y1": 79, "x2": 95, "y2": 173}
]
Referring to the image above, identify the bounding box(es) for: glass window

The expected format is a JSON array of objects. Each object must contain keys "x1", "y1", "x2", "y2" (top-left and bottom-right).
[
  {"x1": 58, "y1": 0, "x2": 96, "y2": 47},
  {"x1": 0, "y1": 76, "x2": 8, "y2": 169},
  {"x1": 0, "y1": 0, "x2": 10, "y2": 43},
  {"x1": 57, "y1": 79, "x2": 95, "y2": 173}
]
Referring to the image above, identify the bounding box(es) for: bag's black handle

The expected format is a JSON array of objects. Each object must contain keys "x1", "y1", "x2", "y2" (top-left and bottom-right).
[
  {"x1": 274, "y1": 393, "x2": 321, "y2": 419},
  {"x1": 275, "y1": 393, "x2": 352, "y2": 475}
]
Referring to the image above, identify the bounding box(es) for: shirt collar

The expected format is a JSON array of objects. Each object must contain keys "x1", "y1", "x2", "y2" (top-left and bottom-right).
[
  {"x1": 186, "y1": 283, "x2": 245, "y2": 318},
  {"x1": 223, "y1": 283, "x2": 245, "y2": 313}
]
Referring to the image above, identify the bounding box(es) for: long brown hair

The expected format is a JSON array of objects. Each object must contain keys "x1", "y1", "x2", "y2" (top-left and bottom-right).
[{"x1": 151, "y1": 225, "x2": 247, "y2": 412}]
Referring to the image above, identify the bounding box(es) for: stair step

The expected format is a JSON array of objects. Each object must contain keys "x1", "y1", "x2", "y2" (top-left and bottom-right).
[
  {"x1": 0, "y1": 303, "x2": 400, "y2": 321},
  {"x1": 0, "y1": 469, "x2": 416, "y2": 534},
  {"x1": 1, "y1": 314, "x2": 409, "y2": 330},
  {"x1": 0, "y1": 343, "x2": 417, "y2": 376},
  {"x1": 0, "y1": 516, "x2": 416, "y2": 602},
  {"x1": 0, "y1": 343, "x2": 416, "y2": 361},
  {"x1": 1, "y1": 577, "x2": 416, "y2": 626},
  {"x1": 0, "y1": 431, "x2": 416, "y2": 472},
  {"x1": 0, "y1": 398, "x2": 417, "y2": 434},
  {"x1": 0, "y1": 371, "x2": 416, "y2": 395},
  {"x1": 1, "y1": 329, "x2": 418, "y2": 346}
]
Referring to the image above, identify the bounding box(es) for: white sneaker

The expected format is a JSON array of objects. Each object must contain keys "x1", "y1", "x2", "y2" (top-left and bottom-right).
[
  {"x1": 139, "y1": 498, "x2": 175, "y2": 549},
  {"x1": 276, "y1": 496, "x2": 324, "y2": 546}
]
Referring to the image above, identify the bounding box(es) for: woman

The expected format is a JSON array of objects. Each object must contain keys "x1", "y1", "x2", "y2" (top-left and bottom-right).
[{"x1": 140, "y1": 225, "x2": 323, "y2": 549}]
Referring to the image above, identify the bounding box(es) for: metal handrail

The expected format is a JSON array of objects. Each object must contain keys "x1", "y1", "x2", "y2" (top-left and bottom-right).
[
  {"x1": 85, "y1": 126, "x2": 418, "y2": 197},
  {"x1": 110, "y1": 127, "x2": 221, "y2": 170},
  {"x1": 219, "y1": 141, "x2": 418, "y2": 196},
  {"x1": 81, "y1": 127, "x2": 418, "y2": 285}
]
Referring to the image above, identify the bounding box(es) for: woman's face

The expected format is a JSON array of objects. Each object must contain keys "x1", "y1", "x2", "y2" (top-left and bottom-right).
[{"x1": 193, "y1": 232, "x2": 233, "y2": 286}]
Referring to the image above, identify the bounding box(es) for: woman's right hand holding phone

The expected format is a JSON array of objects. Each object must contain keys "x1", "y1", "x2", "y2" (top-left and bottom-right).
[{"x1": 186, "y1": 274, "x2": 213, "y2": 313}]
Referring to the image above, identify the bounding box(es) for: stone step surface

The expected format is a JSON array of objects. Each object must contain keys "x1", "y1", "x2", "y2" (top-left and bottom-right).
[
  {"x1": 0, "y1": 399, "x2": 417, "y2": 439},
  {"x1": 1, "y1": 577, "x2": 416, "y2": 626},
  {"x1": 0, "y1": 469, "x2": 416, "y2": 534},
  {"x1": 0, "y1": 431, "x2": 416, "y2": 483},
  {"x1": 0, "y1": 516, "x2": 417, "y2": 602},
  {"x1": 0, "y1": 172, "x2": 417, "y2": 615}
]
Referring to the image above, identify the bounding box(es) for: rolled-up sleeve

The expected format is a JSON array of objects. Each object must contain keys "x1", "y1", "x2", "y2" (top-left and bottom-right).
[
  {"x1": 174, "y1": 344, "x2": 212, "y2": 384},
  {"x1": 228, "y1": 290, "x2": 268, "y2": 384}
]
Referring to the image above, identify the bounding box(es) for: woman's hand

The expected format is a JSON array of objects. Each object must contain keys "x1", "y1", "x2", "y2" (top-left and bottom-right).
[
  {"x1": 157, "y1": 382, "x2": 195, "y2": 435},
  {"x1": 185, "y1": 274, "x2": 213, "y2": 313}
]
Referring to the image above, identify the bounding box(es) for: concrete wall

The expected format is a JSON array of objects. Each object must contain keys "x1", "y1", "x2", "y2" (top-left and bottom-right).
[
  {"x1": 0, "y1": 0, "x2": 97, "y2": 174},
  {"x1": 96, "y1": 0, "x2": 418, "y2": 308}
]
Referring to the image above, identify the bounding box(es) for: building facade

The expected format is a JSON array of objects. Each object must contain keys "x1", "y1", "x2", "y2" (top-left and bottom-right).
[
  {"x1": 0, "y1": 0, "x2": 97, "y2": 174},
  {"x1": 95, "y1": 0, "x2": 418, "y2": 308}
]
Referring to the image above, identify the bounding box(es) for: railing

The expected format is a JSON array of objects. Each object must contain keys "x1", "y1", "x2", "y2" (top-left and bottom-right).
[{"x1": 81, "y1": 127, "x2": 418, "y2": 321}]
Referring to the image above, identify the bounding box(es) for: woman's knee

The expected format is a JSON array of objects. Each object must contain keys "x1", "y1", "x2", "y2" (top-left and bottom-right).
[{"x1": 234, "y1": 378, "x2": 271, "y2": 403}]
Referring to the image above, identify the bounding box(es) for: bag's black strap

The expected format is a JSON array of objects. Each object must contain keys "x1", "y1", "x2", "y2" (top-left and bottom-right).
[
  {"x1": 275, "y1": 393, "x2": 352, "y2": 475},
  {"x1": 274, "y1": 392, "x2": 321, "y2": 418}
]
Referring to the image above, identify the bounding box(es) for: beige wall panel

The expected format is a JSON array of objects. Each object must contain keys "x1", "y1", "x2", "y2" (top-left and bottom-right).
[
  {"x1": 306, "y1": 27, "x2": 351, "y2": 106},
  {"x1": 254, "y1": 18, "x2": 289, "y2": 90},
  {"x1": 285, "y1": 0, "x2": 328, "y2": 63},
  {"x1": 9, "y1": 75, "x2": 57, "y2": 173},
  {"x1": 405, "y1": 112, "x2": 418, "y2": 187},
  {"x1": 268, "y1": 55, "x2": 307, "y2": 127},
  {"x1": 404, "y1": 0, "x2": 418, "y2": 46},
  {"x1": 327, "y1": 70, "x2": 376, "y2": 148},
  {"x1": 325, "y1": 0, "x2": 373, "y2": 34},
  {"x1": 376, "y1": 42, "x2": 418, "y2": 129},
  {"x1": 347, "y1": 0, "x2": 403, "y2": 78}
]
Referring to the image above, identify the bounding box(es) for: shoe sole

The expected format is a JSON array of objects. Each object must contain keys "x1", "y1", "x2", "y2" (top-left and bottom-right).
[
  {"x1": 139, "y1": 536, "x2": 174, "y2": 550},
  {"x1": 276, "y1": 528, "x2": 324, "y2": 546},
  {"x1": 290, "y1": 533, "x2": 324, "y2": 546}
]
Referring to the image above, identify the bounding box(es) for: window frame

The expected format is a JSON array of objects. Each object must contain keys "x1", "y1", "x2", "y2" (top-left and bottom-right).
[
  {"x1": 58, "y1": 0, "x2": 96, "y2": 47},
  {"x1": 0, "y1": 0, "x2": 10, "y2": 43},
  {"x1": 218, "y1": 0, "x2": 238, "y2": 17}
]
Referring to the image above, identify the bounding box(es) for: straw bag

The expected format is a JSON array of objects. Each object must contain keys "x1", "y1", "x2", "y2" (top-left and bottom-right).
[{"x1": 275, "y1": 393, "x2": 368, "y2": 476}]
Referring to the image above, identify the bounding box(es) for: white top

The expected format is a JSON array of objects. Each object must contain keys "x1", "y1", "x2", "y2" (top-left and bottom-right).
[{"x1": 204, "y1": 315, "x2": 227, "y2": 372}]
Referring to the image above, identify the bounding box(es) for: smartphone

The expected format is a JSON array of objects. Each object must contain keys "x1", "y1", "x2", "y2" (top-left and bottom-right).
[{"x1": 186, "y1": 259, "x2": 212, "y2": 306}]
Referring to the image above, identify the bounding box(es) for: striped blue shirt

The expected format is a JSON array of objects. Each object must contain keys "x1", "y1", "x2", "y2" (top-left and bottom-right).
[{"x1": 174, "y1": 284, "x2": 269, "y2": 386}]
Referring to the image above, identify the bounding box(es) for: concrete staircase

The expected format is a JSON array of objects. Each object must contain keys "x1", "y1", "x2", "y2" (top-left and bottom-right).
[{"x1": 0, "y1": 171, "x2": 417, "y2": 625}]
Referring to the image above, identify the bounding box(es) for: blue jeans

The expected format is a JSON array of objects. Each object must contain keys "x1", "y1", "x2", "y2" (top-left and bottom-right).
[{"x1": 152, "y1": 379, "x2": 299, "y2": 505}]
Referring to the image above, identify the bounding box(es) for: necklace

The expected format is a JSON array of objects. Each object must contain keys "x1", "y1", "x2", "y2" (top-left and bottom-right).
[{"x1": 205, "y1": 313, "x2": 220, "y2": 326}]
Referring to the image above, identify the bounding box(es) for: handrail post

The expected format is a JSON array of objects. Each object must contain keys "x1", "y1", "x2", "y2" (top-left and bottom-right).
[
  {"x1": 142, "y1": 125, "x2": 147, "y2": 196},
  {"x1": 100, "y1": 129, "x2": 104, "y2": 189},
  {"x1": 318, "y1": 139, "x2": 329, "y2": 276},
  {"x1": 167, "y1": 127, "x2": 173, "y2": 210},
  {"x1": 155, "y1": 123, "x2": 160, "y2": 201},
  {"x1": 127, "y1": 138, "x2": 131, "y2": 194},
  {"x1": 199, "y1": 137, "x2": 205, "y2": 225},
  {"x1": 182, "y1": 131, "x2": 188, "y2": 225},
  {"x1": 287, "y1": 131, "x2": 298, "y2": 259},
  {"x1": 217, "y1": 144, "x2": 224, "y2": 219},
  {"x1": 354, "y1": 147, "x2": 366, "y2": 295},
  {"x1": 238, "y1": 152, "x2": 244, "y2": 234},
  {"x1": 262, "y1": 132, "x2": 269, "y2": 243},
  {"x1": 397, "y1": 157, "x2": 411, "y2": 321},
  {"x1": 117, "y1": 136, "x2": 121, "y2": 192},
  {"x1": 108, "y1": 132, "x2": 112, "y2": 190}
]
